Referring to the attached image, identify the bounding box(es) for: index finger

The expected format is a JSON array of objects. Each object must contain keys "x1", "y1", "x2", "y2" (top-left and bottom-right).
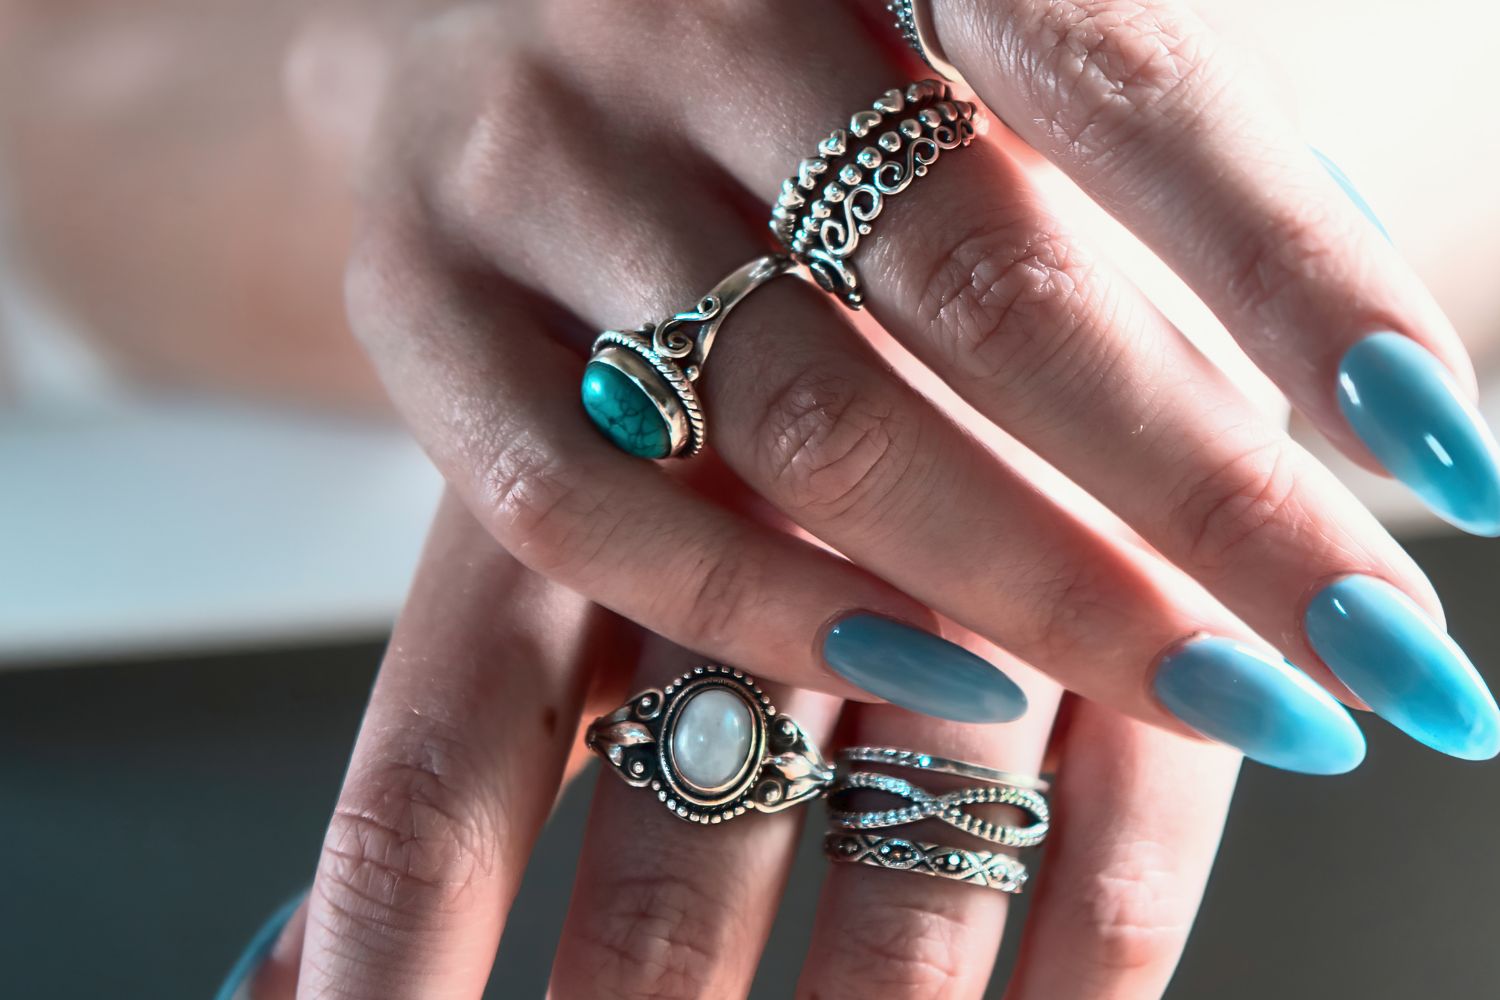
[{"x1": 929, "y1": 0, "x2": 1500, "y2": 534}]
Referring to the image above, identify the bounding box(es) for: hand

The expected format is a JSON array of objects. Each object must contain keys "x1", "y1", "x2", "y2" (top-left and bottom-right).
[
  {"x1": 345, "y1": 0, "x2": 1499, "y2": 766},
  {"x1": 226, "y1": 492, "x2": 1240, "y2": 1000}
]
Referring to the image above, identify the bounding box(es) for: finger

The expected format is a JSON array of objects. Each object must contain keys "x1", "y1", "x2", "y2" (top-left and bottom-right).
[
  {"x1": 296, "y1": 492, "x2": 598, "y2": 999},
  {"x1": 550, "y1": 643, "x2": 842, "y2": 998},
  {"x1": 702, "y1": 270, "x2": 1366, "y2": 771},
  {"x1": 1004, "y1": 698, "x2": 1239, "y2": 999},
  {"x1": 797, "y1": 653, "x2": 1062, "y2": 1000},
  {"x1": 649, "y1": 7, "x2": 1497, "y2": 760},
  {"x1": 350, "y1": 108, "x2": 1029, "y2": 724},
  {"x1": 930, "y1": 0, "x2": 1500, "y2": 534}
]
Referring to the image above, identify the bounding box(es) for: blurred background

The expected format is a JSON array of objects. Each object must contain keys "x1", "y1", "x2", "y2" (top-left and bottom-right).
[{"x1": 1, "y1": 0, "x2": 1497, "y2": 997}]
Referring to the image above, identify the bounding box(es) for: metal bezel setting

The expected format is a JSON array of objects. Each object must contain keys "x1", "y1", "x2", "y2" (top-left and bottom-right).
[{"x1": 586, "y1": 665, "x2": 833, "y2": 824}]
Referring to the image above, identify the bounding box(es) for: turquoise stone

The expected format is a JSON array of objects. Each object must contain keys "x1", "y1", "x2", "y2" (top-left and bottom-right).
[{"x1": 581, "y1": 360, "x2": 672, "y2": 459}]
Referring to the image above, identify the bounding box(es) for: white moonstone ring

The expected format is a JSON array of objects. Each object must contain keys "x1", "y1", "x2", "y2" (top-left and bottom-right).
[{"x1": 586, "y1": 665, "x2": 834, "y2": 825}]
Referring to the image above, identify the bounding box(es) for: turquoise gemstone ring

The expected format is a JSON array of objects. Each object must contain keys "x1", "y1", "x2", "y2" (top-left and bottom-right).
[{"x1": 582, "y1": 254, "x2": 799, "y2": 459}]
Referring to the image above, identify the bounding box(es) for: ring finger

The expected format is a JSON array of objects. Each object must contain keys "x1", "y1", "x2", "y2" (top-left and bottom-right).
[{"x1": 798, "y1": 654, "x2": 1061, "y2": 999}]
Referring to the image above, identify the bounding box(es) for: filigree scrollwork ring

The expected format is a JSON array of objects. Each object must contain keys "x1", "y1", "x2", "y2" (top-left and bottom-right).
[
  {"x1": 581, "y1": 254, "x2": 799, "y2": 459},
  {"x1": 769, "y1": 80, "x2": 979, "y2": 309},
  {"x1": 585, "y1": 665, "x2": 834, "y2": 824}
]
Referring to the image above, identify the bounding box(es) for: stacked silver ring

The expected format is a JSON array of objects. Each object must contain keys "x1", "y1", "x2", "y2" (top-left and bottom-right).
[
  {"x1": 886, "y1": 0, "x2": 966, "y2": 85},
  {"x1": 769, "y1": 80, "x2": 979, "y2": 309},
  {"x1": 823, "y1": 746, "x2": 1050, "y2": 893}
]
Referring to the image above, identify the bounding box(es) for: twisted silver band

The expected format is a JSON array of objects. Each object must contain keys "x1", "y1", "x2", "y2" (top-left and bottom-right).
[
  {"x1": 825, "y1": 832, "x2": 1028, "y2": 893},
  {"x1": 828, "y1": 770, "x2": 1050, "y2": 848},
  {"x1": 837, "y1": 746, "x2": 1050, "y2": 792},
  {"x1": 887, "y1": 0, "x2": 966, "y2": 85},
  {"x1": 769, "y1": 81, "x2": 979, "y2": 309},
  {"x1": 586, "y1": 665, "x2": 834, "y2": 824},
  {"x1": 583, "y1": 254, "x2": 799, "y2": 459}
]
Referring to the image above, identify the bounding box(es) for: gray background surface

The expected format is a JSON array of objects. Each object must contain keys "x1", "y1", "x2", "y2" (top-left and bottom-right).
[{"x1": 2, "y1": 533, "x2": 1496, "y2": 999}]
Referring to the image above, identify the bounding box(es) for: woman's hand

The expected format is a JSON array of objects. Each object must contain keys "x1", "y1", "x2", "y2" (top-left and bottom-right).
[
  {"x1": 229, "y1": 491, "x2": 1240, "y2": 1000},
  {"x1": 345, "y1": 0, "x2": 1498, "y2": 766}
]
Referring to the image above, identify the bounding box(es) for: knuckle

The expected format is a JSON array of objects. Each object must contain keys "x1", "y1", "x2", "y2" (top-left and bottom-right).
[
  {"x1": 752, "y1": 367, "x2": 916, "y2": 523},
  {"x1": 481, "y1": 432, "x2": 617, "y2": 579},
  {"x1": 315, "y1": 728, "x2": 499, "y2": 940},
  {"x1": 667, "y1": 537, "x2": 769, "y2": 654},
  {"x1": 809, "y1": 899, "x2": 970, "y2": 999},
  {"x1": 1221, "y1": 204, "x2": 1342, "y2": 329},
  {"x1": 916, "y1": 219, "x2": 1103, "y2": 404},
  {"x1": 561, "y1": 873, "x2": 725, "y2": 1000},
  {"x1": 1026, "y1": 0, "x2": 1213, "y2": 158},
  {"x1": 1008, "y1": 556, "x2": 1102, "y2": 664},
  {"x1": 1167, "y1": 438, "x2": 1304, "y2": 577},
  {"x1": 1069, "y1": 840, "x2": 1195, "y2": 973},
  {"x1": 439, "y1": 53, "x2": 570, "y2": 226}
]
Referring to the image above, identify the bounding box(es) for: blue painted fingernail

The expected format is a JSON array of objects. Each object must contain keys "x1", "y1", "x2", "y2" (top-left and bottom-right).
[
  {"x1": 1153, "y1": 636, "x2": 1365, "y2": 775},
  {"x1": 1338, "y1": 332, "x2": 1500, "y2": 535},
  {"x1": 214, "y1": 891, "x2": 307, "y2": 1000},
  {"x1": 823, "y1": 614, "x2": 1027, "y2": 723},
  {"x1": 1312, "y1": 147, "x2": 1390, "y2": 241},
  {"x1": 1306, "y1": 576, "x2": 1500, "y2": 760}
]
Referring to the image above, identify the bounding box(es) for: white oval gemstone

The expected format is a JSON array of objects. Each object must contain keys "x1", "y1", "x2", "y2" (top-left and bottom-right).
[{"x1": 671, "y1": 687, "x2": 754, "y2": 792}]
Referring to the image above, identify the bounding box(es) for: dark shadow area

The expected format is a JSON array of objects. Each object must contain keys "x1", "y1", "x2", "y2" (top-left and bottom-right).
[{"x1": 1, "y1": 534, "x2": 1495, "y2": 998}]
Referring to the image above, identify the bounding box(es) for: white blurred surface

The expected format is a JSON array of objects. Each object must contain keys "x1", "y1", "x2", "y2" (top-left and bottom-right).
[{"x1": 0, "y1": 282, "x2": 442, "y2": 664}]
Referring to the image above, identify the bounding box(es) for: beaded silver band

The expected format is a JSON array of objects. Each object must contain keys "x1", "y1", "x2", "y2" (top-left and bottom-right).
[
  {"x1": 825, "y1": 832, "x2": 1029, "y2": 893},
  {"x1": 769, "y1": 81, "x2": 979, "y2": 309},
  {"x1": 828, "y1": 770, "x2": 1050, "y2": 848},
  {"x1": 887, "y1": 0, "x2": 966, "y2": 85},
  {"x1": 837, "y1": 746, "x2": 1050, "y2": 792}
]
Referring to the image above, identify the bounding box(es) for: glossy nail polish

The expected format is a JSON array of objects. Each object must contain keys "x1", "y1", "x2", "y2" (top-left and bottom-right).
[
  {"x1": 1311, "y1": 147, "x2": 1390, "y2": 240},
  {"x1": 823, "y1": 614, "x2": 1027, "y2": 723},
  {"x1": 1338, "y1": 333, "x2": 1500, "y2": 535},
  {"x1": 214, "y1": 892, "x2": 306, "y2": 1000},
  {"x1": 1306, "y1": 576, "x2": 1500, "y2": 760},
  {"x1": 1153, "y1": 636, "x2": 1365, "y2": 775}
]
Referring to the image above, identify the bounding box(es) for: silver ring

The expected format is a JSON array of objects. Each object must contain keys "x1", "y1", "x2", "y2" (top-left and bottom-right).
[
  {"x1": 837, "y1": 746, "x2": 1050, "y2": 792},
  {"x1": 582, "y1": 254, "x2": 799, "y2": 459},
  {"x1": 586, "y1": 664, "x2": 834, "y2": 824},
  {"x1": 825, "y1": 832, "x2": 1029, "y2": 893},
  {"x1": 769, "y1": 81, "x2": 979, "y2": 309},
  {"x1": 887, "y1": 0, "x2": 967, "y2": 86},
  {"x1": 828, "y1": 770, "x2": 1050, "y2": 848}
]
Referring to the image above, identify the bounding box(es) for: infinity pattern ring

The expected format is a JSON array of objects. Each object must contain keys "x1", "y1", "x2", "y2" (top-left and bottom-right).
[
  {"x1": 824, "y1": 832, "x2": 1029, "y2": 893},
  {"x1": 828, "y1": 770, "x2": 1050, "y2": 848},
  {"x1": 886, "y1": 0, "x2": 966, "y2": 85},
  {"x1": 581, "y1": 254, "x2": 799, "y2": 459},
  {"x1": 586, "y1": 665, "x2": 834, "y2": 824},
  {"x1": 769, "y1": 81, "x2": 979, "y2": 308}
]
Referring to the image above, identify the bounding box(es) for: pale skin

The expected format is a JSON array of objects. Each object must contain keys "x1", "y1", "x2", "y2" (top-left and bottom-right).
[{"x1": 1, "y1": 0, "x2": 1495, "y2": 997}]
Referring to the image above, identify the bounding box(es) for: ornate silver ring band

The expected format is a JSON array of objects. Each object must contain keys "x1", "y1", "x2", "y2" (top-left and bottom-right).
[
  {"x1": 586, "y1": 665, "x2": 834, "y2": 824},
  {"x1": 825, "y1": 832, "x2": 1029, "y2": 893},
  {"x1": 827, "y1": 770, "x2": 1050, "y2": 848},
  {"x1": 769, "y1": 80, "x2": 979, "y2": 309},
  {"x1": 581, "y1": 254, "x2": 799, "y2": 459},
  {"x1": 886, "y1": 0, "x2": 966, "y2": 86},
  {"x1": 837, "y1": 746, "x2": 1050, "y2": 792}
]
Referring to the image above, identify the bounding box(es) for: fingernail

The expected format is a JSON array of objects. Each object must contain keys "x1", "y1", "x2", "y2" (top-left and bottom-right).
[
  {"x1": 214, "y1": 891, "x2": 307, "y2": 1000},
  {"x1": 1153, "y1": 636, "x2": 1366, "y2": 775},
  {"x1": 1311, "y1": 147, "x2": 1390, "y2": 241},
  {"x1": 1337, "y1": 332, "x2": 1500, "y2": 535},
  {"x1": 1305, "y1": 575, "x2": 1500, "y2": 760},
  {"x1": 823, "y1": 614, "x2": 1027, "y2": 723}
]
